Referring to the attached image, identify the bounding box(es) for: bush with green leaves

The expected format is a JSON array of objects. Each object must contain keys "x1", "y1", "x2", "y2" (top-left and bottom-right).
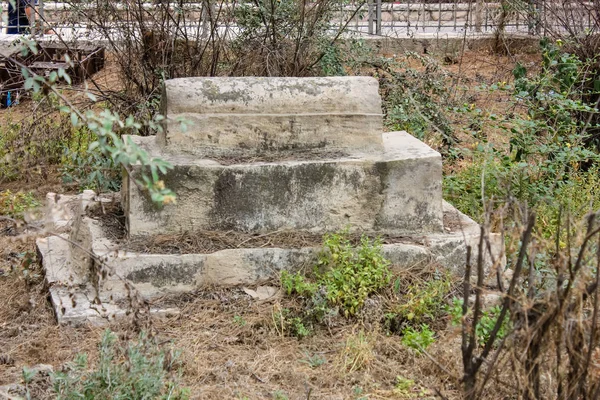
[
  {"x1": 51, "y1": 329, "x2": 189, "y2": 400},
  {"x1": 377, "y1": 52, "x2": 458, "y2": 150},
  {"x1": 390, "y1": 273, "x2": 454, "y2": 324},
  {"x1": 449, "y1": 298, "x2": 510, "y2": 346},
  {"x1": 281, "y1": 231, "x2": 392, "y2": 317},
  {"x1": 1, "y1": 39, "x2": 177, "y2": 206},
  {"x1": 0, "y1": 190, "x2": 40, "y2": 219},
  {"x1": 445, "y1": 39, "x2": 600, "y2": 231}
]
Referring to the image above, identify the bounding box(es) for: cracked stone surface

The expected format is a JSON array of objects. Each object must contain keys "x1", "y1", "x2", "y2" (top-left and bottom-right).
[{"x1": 38, "y1": 193, "x2": 504, "y2": 326}]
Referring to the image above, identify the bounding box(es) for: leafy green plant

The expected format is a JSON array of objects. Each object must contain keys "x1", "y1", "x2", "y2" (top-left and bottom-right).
[
  {"x1": 11, "y1": 42, "x2": 178, "y2": 207},
  {"x1": 445, "y1": 39, "x2": 600, "y2": 230},
  {"x1": 273, "y1": 308, "x2": 311, "y2": 339},
  {"x1": 280, "y1": 270, "x2": 317, "y2": 297},
  {"x1": 0, "y1": 190, "x2": 40, "y2": 218},
  {"x1": 51, "y1": 329, "x2": 189, "y2": 399},
  {"x1": 281, "y1": 231, "x2": 392, "y2": 317},
  {"x1": 300, "y1": 351, "x2": 326, "y2": 368},
  {"x1": 393, "y1": 375, "x2": 429, "y2": 398},
  {"x1": 450, "y1": 298, "x2": 510, "y2": 346},
  {"x1": 318, "y1": 232, "x2": 392, "y2": 316},
  {"x1": 401, "y1": 324, "x2": 435, "y2": 354},
  {"x1": 61, "y1": 146, "x2": 121, "y2": 193},
  {"x1": 394, "y1": 376, "x2": 415, "y2": 396},
  {"x1": 392, "y1": 273, "x2": 454, "y2": 324}
]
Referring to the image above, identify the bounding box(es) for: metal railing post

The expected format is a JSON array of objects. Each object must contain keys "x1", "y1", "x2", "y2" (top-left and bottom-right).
[
  {"x1": 368, "y1": 0, "x2": 373, "y2": 34},
  {"x1": 38, "y1": 0, "x2": 44, "y2": 34},
  {"x1": 376, "y1": 0, "x2": 381, "y2": 35}
]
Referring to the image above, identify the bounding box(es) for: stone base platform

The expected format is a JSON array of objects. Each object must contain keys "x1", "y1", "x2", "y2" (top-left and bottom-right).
[
  {"x1": 124, "y1": 131, "x2": 445, "y2": 237},
  {"x1": 37, "y1": 193, "x2": 504, "y2": 325}
]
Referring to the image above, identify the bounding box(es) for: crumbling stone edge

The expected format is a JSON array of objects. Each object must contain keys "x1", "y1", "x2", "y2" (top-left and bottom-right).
[{"x1": 37, "y1": 191, "x2": 507, "y2": 326}]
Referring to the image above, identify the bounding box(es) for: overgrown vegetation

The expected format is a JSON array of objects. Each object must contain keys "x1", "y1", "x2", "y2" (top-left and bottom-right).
[
  {"x1": 0, "y1": 190, "x2": 40, "y2": 219},
  {"x1": 2, "y1": 0, "x2": 600, "y2": 398},
  {"x1": 281, "y1": 231, "x2": 392, "y2": 320},
  {"x1": 445, "y1": 38, "x2": 600, "y2": 232},
  {"x1": 49, "y1": 329, "x2": 189, "y2": 399}
]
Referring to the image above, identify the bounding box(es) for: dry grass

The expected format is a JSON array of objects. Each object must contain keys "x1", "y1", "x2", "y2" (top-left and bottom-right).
[
  {"x1": 0, "y1": 227, "x2": 466, "y2": 399},
  {"x1": 0, "y1": 252, "x2": 466, "y2": 399},
  {"x1": 148, "y1": 288, "x2": 467, "y2": 399},
  {"x1": 0, "y1": 236, "x2": 101, "y2": 386}
]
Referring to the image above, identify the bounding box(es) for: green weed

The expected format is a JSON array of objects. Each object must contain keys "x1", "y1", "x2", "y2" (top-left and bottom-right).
[
  {"x1": 393, "y1": 273, "x2": 454, "y2": 323},
  {"x1": 0, "y1": 190, "x2": 40, "y2": 218},
  {"x1": 273, "y1": 308, "x2": 311, "y2": 339},
  {"x1": 401, "y1": 324, "x2": 435, "y2": 354},
  {"x1": 281, "y1": 231, "x2": 392, "y2": 317},
  {"x1": 300, "y1": 351, "x2": 326, "y2": 368},
  {"x1": 51, "y1": 329, "x2": 189, "y2": 399},
  {"x1": 317, "y1": 232, "x2": 392, "y2": 316},
  {"x1": 449, "y1": 298, "x2": 510, "y2": 346}
]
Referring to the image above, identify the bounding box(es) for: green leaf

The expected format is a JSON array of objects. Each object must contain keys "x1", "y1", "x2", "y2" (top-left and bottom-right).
[{"x1": 71, "y1": 112, "x2": 79, "y2": 127}]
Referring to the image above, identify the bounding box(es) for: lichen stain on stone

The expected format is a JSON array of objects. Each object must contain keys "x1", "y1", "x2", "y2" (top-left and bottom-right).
[
  {"x1": 126, "y1": 261, "x2": 202, "y2": 288},
  {"x1": 201, "y1": 80, "x2": 251, "y2": 104},
  {"x1": 210, "y1": 163, "x2": 342, "y2": 231}
]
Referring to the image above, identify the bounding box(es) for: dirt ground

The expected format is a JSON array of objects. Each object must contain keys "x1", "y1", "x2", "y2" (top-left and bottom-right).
[{"x1": 0, "y1": 48, "x2": 538, "y2": 399}]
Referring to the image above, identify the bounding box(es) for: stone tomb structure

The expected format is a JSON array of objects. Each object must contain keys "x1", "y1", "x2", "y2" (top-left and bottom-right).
[{"x1": 37, "y1": 76, "x2": 504, "y2": 324}]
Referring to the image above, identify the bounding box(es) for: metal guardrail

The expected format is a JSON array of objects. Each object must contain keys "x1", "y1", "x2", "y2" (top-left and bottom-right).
[{"x1": 0, "y1": 1, "x2": 597, "y2": 37}]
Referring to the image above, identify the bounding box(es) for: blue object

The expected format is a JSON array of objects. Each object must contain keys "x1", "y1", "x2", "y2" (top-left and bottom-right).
[{"x1": 6, "y1": 92, "x2": 11, "y2": 107}]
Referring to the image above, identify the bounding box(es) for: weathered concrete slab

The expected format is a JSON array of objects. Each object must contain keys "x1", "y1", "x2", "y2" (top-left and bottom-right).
[
  {"x1": 124, "y1": 131, "x2": 444, "y2": 237},
  {"x1": 159, "y1": 76, "x2": 384, "y2": 156},
  {"x1": 37, "y1": 193, "x2": 505, "y2": 325}
]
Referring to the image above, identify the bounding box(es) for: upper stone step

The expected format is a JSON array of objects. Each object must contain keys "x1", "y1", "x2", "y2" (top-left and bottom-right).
[{"x1": 159, "y1": 76, "x2": 384, "y2": 156}]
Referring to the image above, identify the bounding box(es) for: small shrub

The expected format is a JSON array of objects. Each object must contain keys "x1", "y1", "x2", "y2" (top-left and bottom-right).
[
  {"x1": 449, "y1": 298, "x2": 510, "y2": 346},
  {"x1": 318, "y1": 232, "x2": 392, "y2": 316},
  {"x1": 0, "y1": 190, "x2": 40, "y2": 218},
  {"x1": 300, "y1": 351, "x2": 326, "y2": 369},
  {"x1": 51, "y1": 329, "x2": 189, "y2": 399},
  {"x1": 280, "y1": 270, "x2": 317, "y2": 297},
  {"x1": 273, "y1": 308, "x2": 311, "y2": 339},
  {"x1": 281, "y1": 231, "x2": 392, "y2": 317},
  {"x1": 401, "y1": 324, "x2": 435, "y2": 354},
  {"x1": 61, "y1": 147, "x2": 121, "y2": 193},
  {"x1": 392, "y1": 273, "x2": 454, "y2": 324},
  {"x1": 444, "y1": 39, "x2": 600, "y2": 230}
]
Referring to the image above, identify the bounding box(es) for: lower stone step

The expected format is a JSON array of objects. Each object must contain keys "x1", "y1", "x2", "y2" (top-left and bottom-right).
[{"x1": 38, "y1": 193, "x2": 504, "y2": 325}]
